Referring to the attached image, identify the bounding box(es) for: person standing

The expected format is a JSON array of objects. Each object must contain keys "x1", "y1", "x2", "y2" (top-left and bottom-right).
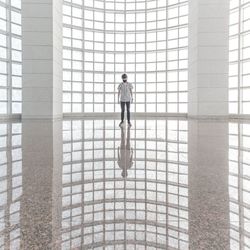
[{"x1": 118, "y1": 73, "x2": 133, "y2": 127}]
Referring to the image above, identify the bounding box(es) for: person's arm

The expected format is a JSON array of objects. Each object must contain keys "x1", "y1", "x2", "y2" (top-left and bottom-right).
[
  {"x1": 118, "y1": 90, "x2": 121, "y2": 103},
  {"x1": 130, "y1": 87, "x2": 133, "y2": 103},
  {"x1": 118, "y1": 84, "x2": 121, "y2": 103},
  {"x1": 118, "y1": 146, "x2": 120, "y2": 160}
]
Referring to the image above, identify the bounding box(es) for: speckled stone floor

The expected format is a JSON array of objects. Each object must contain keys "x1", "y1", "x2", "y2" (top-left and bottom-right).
[{"x1": 0, "y1": 118, "x2": 249, "y2": 249}]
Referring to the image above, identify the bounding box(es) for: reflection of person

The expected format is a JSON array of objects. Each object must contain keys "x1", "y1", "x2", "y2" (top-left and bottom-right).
[
  {"x1": 117, "y1": 126, "x2": 133, "y2": 178},
  {"x1": 118, "y1": 73, "x2": 133, "y2": 127}
]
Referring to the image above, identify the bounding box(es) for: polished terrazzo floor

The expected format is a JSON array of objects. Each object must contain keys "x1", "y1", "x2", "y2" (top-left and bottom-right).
[{"x1": 0, "y1": 118, "x2": 249, "y2": 249}]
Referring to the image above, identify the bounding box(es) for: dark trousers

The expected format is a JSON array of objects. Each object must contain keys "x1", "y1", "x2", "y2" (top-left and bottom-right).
[{"x1": 120, "y1": 102, "x2": 130, "y2": 122}]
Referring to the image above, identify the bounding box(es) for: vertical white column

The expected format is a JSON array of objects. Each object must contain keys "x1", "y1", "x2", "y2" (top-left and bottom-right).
[
  {"x1": 188, "y1": 0, "x2": 229, "y2": 117},
  {"x1": 22, "y1": 0, "x2": 62, "y2": 119}
]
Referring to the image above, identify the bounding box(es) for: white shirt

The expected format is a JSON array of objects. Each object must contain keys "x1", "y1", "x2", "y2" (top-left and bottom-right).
[{"x1": 118, "y1": 82, "x2": 133, "y2": 102}]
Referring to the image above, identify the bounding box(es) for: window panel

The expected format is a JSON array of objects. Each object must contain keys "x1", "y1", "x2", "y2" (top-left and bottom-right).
[
  {"x1": 0, "y1": 1, "x2": 22, "y2": 116},
  {"x1": 229, "y1": 0, "x2": 250, "y2": 115}
]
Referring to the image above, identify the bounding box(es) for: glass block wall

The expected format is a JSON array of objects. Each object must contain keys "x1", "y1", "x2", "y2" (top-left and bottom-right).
[
  {"x1": 62, "y1": 0, "x2": 188, "y2": 114},
  {"x1": 229, "y1": 0, "x2": 250, "y2": 115},
  {"x1": 0, "y1": 0, "x2": 22, "y2": 115}
]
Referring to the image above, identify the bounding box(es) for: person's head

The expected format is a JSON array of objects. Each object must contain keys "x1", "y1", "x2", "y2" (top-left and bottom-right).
[
  {"x1": 121, "y1": 170, "x2": 128, "y2": 178},
  {"x1": 122, "y1": 73, "x2": 127, "y2": 83}
]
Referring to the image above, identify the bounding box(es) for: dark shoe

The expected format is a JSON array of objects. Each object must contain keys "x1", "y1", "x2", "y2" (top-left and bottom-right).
[
  {"x1": 128, "y1": 122, "x2": 132, "y2": 127},
  {"x1": 119, "y1": 121, "x2": 124, "y2": 127}
]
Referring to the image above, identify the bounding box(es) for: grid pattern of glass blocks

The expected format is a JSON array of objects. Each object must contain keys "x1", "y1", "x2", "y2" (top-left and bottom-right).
[
  {"x1": 229, "y1": 122, "x2": 250, "y2": 249},
  {"x1": 0, "y1": 122, "x2": 22, "y2": 249},
  {"x1": 62, "y1": 119, "x2": 189, "y2": 249},
  {"x1": 229, "y1": 0, "x2": 250, "y2": 115},
  {"x1": 0, "y1": 0, "x2": 22, "y2": 115},
  {"x1": 62, "y1": 0, "x2": 188, "y2": 113}
]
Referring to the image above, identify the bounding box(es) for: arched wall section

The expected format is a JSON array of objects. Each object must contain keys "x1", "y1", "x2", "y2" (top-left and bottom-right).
[{"x1": 62, "y1": 0, "x2": 188, "y2": 114}]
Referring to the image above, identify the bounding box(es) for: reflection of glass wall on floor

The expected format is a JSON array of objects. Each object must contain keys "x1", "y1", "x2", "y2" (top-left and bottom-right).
[
  {"x1": 62, "y1": 0, "x2": 188, "y2": 114},
  {"x1": 0, "y1": 122, "x2": 22, "y2": 249},
  {"x1": 62, "y1": 119, "x2": 188, "y2": 249},
  {"x1": 229, "y1": 122, "x2": 250, "y2": 249}
]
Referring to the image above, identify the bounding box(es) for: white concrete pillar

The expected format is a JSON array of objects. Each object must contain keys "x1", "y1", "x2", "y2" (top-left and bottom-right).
[
  {"x1": 188, "y1": 0, "x2": 229, "y2": 117},
  {"x1": 22, "y1": 0, "x2": 62, "y2": 119}
]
